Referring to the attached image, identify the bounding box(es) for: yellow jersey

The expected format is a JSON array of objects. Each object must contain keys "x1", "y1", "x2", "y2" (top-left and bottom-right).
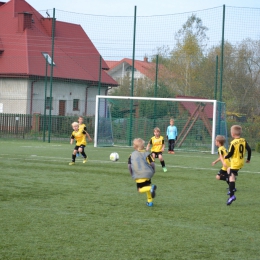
[
  {"x1": 79, "y1": 123, "x2": 86, "y2": 132},
  {"x1": 71, "y1": 130, "x2": 86, "y2": 146},
  {"x1": 149, "y1": 136, "x2": 164, "y2": 153},
  {"x1": 218, "y1": 145, "x2": 230, "y2": 171},
  {"x1": 226, "y1": 138, "x2": 251, "y2": 170}
]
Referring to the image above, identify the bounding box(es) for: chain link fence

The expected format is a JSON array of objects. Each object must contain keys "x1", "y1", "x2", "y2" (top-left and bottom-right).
[{"x1": 1, "y1": 5, "x2": 260, "y2": 149}]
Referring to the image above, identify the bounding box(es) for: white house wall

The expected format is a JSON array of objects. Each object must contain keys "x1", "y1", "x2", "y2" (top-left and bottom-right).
[
  {"x1": 0, "y1": 78, "x2": 107, "y2": 116},
  {"x1": 108, "y1": 63, "x2": 145, "y2": 81},
  {"x1": 32, "y1": 81, "x2": 107, "y2": 116},
  {"x1": 32, "y1": 80, "x2": 85, "y2": 116},
  {"x1": 0, "y1": 78, "x2": 30, "y2": 114}
]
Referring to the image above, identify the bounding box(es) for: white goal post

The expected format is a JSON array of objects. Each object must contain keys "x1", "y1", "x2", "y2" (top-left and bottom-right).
[{"x1": 95, "y1": 95, "x2": 225, "y2": 154}]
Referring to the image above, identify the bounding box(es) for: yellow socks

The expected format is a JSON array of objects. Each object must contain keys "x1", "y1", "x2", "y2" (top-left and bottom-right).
[{"x1": 138, "y1": 186, "x2": 152, "y2": 203}]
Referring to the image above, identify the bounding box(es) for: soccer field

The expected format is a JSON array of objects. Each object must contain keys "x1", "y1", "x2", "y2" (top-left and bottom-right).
[{"x1": 0, "y1": 140, "x2": 259, "y2": 259}]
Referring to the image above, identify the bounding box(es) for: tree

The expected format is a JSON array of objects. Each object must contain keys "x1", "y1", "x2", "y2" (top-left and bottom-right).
[
  {"x1": 170, "y1": 14, "x2": 209, "y2": 96},
  {"x1": 109, "y1": 73, "x2": 132, "y2": 96},
  {"x1": 152, "y1": 14, "x2": 210, "y2": 97},
  {"x1": 149, "y1": 15, "x2": 260, "y2": 119},
  {"x1": 221, "y1": 39, "x2": 260, "y2": 117}
]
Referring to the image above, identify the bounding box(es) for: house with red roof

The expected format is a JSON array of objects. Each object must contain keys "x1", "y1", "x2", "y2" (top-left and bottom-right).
[
  {"x1": 106, "y1": 57, "x2": 177, "y2": 95},
  {"x1": 106, "y1": 57, "x2": 157, "y2": 83},
  {"x1": 106, "y1": 57, "x2": 171, "y2": 85},
  {"x1": 0, "y1": 0, "x2": 117, "y2": 116}
]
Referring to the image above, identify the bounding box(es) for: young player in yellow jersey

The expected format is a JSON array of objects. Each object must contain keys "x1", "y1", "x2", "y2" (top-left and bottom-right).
[
  {"x1": 69, "y1": 122, "x2": 90, "y2": 165},
  {"x1": 211, "y1": 135, "x2": 231, "y2": 192},
  {"x1": 128, "y1": 138, "x2": 157, "y2": 207},
  {"x1": 146, "y1": 127, "x2": 167, "y2": 172},
  {"x1": 225, "y1": 125, "x2": 251, "y2": 205},
  {"x1": 78, "y1": 116, "x2": 92, "y2": 141},
  {"x1": 76, "y1": 116, "x2": 92, "y2": 157}
]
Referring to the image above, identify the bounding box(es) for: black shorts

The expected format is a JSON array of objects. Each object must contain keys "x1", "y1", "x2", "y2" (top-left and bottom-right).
[
  {"x1": 217, "y1": 169, "x2": 229, "y2": 180},
  {"x1": 152, "y1": 152, "x2": 162, "y2": 158},
  {"x1": 74, "y1": 145, "x2": 85, "y2": 151},
  {"x1": 229, "y1": 169, "x2": 239, "y2": 177},
  {"x1": 136, "y1": 180, "x2": 151, "y2": 190}
]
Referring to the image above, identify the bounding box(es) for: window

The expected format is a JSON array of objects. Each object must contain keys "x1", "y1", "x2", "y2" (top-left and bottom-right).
[
  {"x1": 42, "y1": 52, "x2": 55, "y2": 66},
  {"x1": 46, "y1": 97, "x2": 53, "y2": 109},
  {"x1": 73, "y1": 99, "x2": 79, "y2": 111},
  {"x1": 126, "y1": 66, "x2": 136, "y2": 72}
]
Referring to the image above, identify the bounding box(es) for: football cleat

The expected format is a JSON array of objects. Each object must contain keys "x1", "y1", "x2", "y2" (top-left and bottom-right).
[
  {"x1": 83, "y1": 156, "x2": 88, "y2": 163},
  {"x1": 163, "y1": 167, "x2": 167, "y2": 172},
  {"x1": 150, "y1": 184, "x2": 157, "y2": 198},
  {"x1": 146, "y1": 202, "x2": 153, "y2": 207},
  {"x1": 69, "y1": 162, "x2": 75, "y2": 166},
  {"x1": 226, "y1": 195, "x2": 236, "y2": 205}
]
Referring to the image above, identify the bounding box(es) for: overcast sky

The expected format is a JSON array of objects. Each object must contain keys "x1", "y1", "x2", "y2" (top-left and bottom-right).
[{"x1": 26, "y1": 0, "x2": 260, "y2": 16}]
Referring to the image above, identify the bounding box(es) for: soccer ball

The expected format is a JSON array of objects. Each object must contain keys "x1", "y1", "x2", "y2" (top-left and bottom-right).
[{"x1": 110, "y1": 152, "x2": 119, "y2": 162}]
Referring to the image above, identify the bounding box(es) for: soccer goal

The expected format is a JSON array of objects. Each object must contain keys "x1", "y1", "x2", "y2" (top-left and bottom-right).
[{"x1": 94, "y1": 95, "x2": 227, "y2": 154}]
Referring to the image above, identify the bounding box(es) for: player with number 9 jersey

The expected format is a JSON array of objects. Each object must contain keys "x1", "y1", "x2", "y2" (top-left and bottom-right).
[
  {"x1": 226, "y1": 137, "x2": 251, "y2": 169},
  {"x1": 224, "y1": 125, "x2": 251, "y2": 205}
]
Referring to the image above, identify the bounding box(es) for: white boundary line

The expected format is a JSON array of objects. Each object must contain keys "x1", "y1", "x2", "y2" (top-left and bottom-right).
[{"x1": 0, "y1": 155, "x2": 259, "y2": 174}]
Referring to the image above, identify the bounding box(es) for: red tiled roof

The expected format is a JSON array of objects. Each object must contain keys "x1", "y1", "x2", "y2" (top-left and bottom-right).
[
  {"x1": 106, "y1": 58, "x2": 178, "y2": 82},
  {"x1": 0, "y1": 37, "x2": 3, "y2": 53},
  {"x1": 0, "y1": 0, "x2": 117, "y2": 86},
  {"x1": 105, "y1": 60, "x2": 119, "y2": 69},
  {"x1": 106, "y1": 58, "x2": 162, "y2": 80}
]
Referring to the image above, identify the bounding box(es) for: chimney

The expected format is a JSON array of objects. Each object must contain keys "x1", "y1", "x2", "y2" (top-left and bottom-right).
[
  {"x1": 144, "y1": 56, "x2": 148, "y2": 62},
  {"x1": 41, "y1": 18, "x2": 55, "y2": 37},
  {"x1": 18, "y1": 12, "x2": 33, "y2": 32}
]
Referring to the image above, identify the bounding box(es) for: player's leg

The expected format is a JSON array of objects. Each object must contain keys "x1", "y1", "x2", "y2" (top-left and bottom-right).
[
  {"x1": 150, "y1": 183, "x2": 157, "y2": 198},
  {"x1": 217, "y1": 170, "x2": 229, "y2": 184},
  {"x1": 172, "y1": 140, "x2": 175, "y2": 153},
  {"x1": 227, "y1": 169, "x2": 237, "y2": 205},
  {"x1": 168, "y1": 139, "x2": 173, "y2": 153},
  {"x1": 76, "y1": 144, "x2": 80, "y2": 157},
  {"x1": 229, "y1": 171, "x2": 236, "y2": 194},
  {"x1": 137, "y1": 180, "x2": 154, "y2": 206},
  {"x1": 69, "y1": 147, "x2": 77, "y2": 165},
  {"x1": 227, "y1": 170, "x2": 237, "y2": 195},
  {"x1": 79, "y1": 145, "x2": 87, "y2": 163},
  {"x1": 159, "y1": 154, "x2": 167, "y2": 172},
  {"x1": 168, "y1": 139, "x2": 171, "y2": 153}
]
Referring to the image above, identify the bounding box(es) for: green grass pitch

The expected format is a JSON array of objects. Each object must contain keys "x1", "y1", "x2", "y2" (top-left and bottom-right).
[{"x1": 0, "y1": 140, "x2": 260, "y2": 259}]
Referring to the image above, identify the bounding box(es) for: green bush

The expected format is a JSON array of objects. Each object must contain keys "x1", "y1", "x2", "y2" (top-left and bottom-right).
[{"x1": 256, "y1": 142, "x2": 260, "y2": 153}]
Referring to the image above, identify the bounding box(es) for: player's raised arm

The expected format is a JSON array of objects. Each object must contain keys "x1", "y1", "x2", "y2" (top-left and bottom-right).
[
  {"x1": 246, "y1": 141, "x2": 251, "y2": 163},
  {"x1": 146, "y1": 142, "x2": 150, "y2": 151},
  {"x1": 161, "y1": 143, "x2": 165, "y2": 152},
  {"x1": 86, "y1": 132, "x2": 92, "y2": 142},
  {"x1": 212, "y1": 157, "x2": 221, "y2": 166},
  {"x1": 70, "y1": 135, "x2": 74, "y2": 145}
]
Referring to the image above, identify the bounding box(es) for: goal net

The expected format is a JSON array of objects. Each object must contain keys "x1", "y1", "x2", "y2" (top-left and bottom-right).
[{"x1": 94, "y1": 95, "x2": 227, "y2": 154}]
